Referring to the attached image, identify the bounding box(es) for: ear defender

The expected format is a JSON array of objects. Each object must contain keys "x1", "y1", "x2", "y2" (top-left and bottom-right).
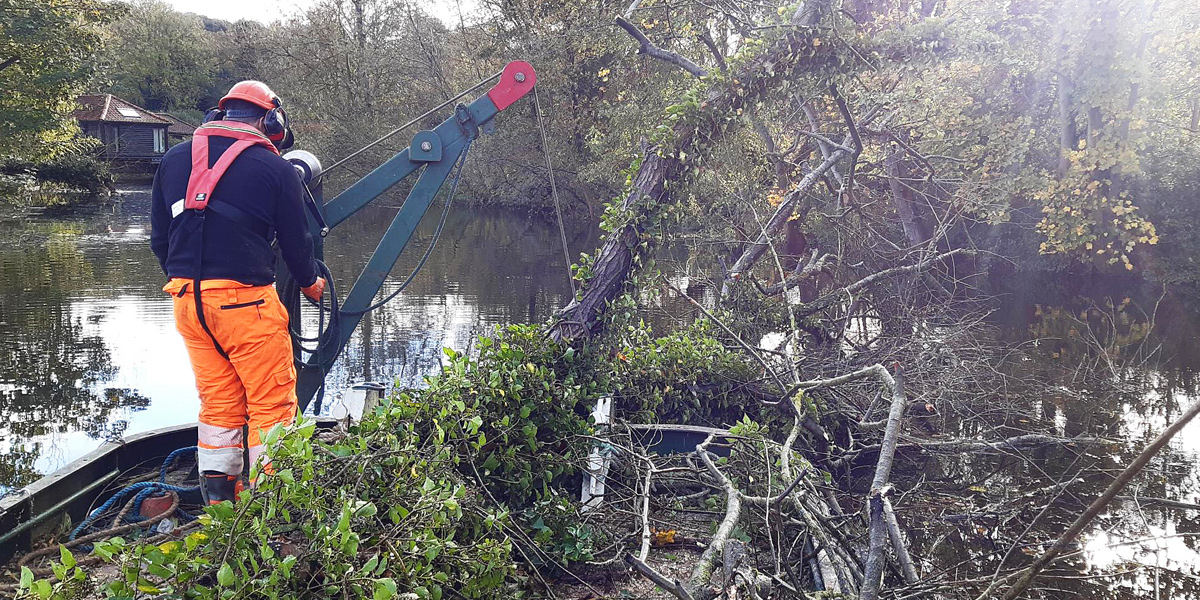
[
  {"x1": 262, "y1": 98, "x2": 291, "y2": 149},
  {"x1": 203, "y1": 108, "x2": 225, "y2": 124}
]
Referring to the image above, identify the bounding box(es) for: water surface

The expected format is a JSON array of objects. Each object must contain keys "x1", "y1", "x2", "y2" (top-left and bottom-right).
[{"x1": 0, "y1": 186, "x2": 591, "y2": 493}]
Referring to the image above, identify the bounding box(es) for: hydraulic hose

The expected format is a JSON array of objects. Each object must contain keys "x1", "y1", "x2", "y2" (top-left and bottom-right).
[{"x1": 283, "y1": 138, "x2": 474, "y2": 415}]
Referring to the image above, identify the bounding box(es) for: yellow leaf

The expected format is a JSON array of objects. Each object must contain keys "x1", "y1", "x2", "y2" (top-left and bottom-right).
[{"x1": 651, "y1": 529, "x2": 677, "y2": 546}]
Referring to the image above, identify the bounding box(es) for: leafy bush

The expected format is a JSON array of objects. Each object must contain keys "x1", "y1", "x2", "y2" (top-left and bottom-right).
[
  {"x1": 411, "y1": 324, "x2": 599, "y2": 508},
  {"x1": 611, "y1": 321, "x2": 763, "y2": 426},
  {"x1": 34, "y1": 154, "x2": 114, "y2": 195},
  {"x1": 20, "y1": 412, "x2": 513, "y2": 599},
  {"x1": 0, "y1": 152, "x2": 114, "y2": 196},
  {"x1": 18, "y1": 325, "x2": 606, "y2": 598}
]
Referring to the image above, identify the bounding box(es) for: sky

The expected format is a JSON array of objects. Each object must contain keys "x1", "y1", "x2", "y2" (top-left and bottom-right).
[{"x1": 161, "y1": 0, "x2": 474, "y2": 26}]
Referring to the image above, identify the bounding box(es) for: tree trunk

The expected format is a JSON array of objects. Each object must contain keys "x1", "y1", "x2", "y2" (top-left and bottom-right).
[
  {"x1": 548, "y1": 6, "x2": 837, "y2": 342},
  {"x1": 885, "y1": 148, "x2": 928, "y2": 247},
  {"x1": 1056, "y1": 73, "x2": 1078, "y2": 177}
]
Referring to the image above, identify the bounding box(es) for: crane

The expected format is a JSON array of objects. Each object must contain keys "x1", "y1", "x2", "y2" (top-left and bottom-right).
[{"x1": 280, "y1": 60, "x2": 539, "y2": 414}]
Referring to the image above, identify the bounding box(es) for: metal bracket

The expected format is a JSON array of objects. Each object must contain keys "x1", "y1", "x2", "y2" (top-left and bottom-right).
[
  {"x1": 409, "y1": 131, "x2": 441, "y2": 163},
  {"x1": 292, "y1": 60, "x2": 539, "y2": 412},
  {"x1": 454, "y1": 104, "x2": 479, "y2": 141}
]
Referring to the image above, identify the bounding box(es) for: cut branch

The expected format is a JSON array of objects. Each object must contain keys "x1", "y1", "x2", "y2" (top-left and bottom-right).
[
  {"x1": 691, "y1": 436, "x2": 745, "y2": 600},
  {"x1": 859, "y1": 364, "x2": 908, "y2": 600},
  {"x1": 615, "y1": 16, "x2": 707, "y2": 78},
  {"x1": 626, "y1": 554, "x2": 696, "y2": 600},
  {"x1": 883, "y1": 495, "x2": 919, "y2": 584}
]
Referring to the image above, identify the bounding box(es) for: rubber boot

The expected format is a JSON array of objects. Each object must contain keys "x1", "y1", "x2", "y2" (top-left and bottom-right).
[{"x1": 200, "y1": 471, "x2": 244, "y2": 505}]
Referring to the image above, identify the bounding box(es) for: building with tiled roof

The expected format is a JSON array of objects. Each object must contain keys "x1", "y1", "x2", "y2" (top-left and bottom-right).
[
  {"x1": 73, "y1": 94, "x2": 172, "y2": 163},
  {"x1": 152, "y1": 112, "x2": 197, "y2": 144}
]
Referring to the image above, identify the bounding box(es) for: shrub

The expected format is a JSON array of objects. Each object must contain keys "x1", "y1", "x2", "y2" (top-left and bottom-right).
[
  {"x1": 0, "y1": 152, "x2": 114, "y2": 196},
  {"x1": 33, "y1": 154, "x2": 114, "y2": 195}
]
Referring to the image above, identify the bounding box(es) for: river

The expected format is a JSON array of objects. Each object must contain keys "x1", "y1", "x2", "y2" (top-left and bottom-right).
[
  {"x1": 0, "y1": 186, "x2": 593, "y2": 494},
  {"x1": 3, "y1": 187, "x2": 1200, "y2": 597}
]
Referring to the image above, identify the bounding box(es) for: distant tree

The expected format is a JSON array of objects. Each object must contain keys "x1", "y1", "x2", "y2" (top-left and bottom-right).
[
  {"x1": 101, "y1": 0, "x2": 215, "y2": 110},
  {"x1": 0, "y1": 0, "x2": 115, "y2": 160}
]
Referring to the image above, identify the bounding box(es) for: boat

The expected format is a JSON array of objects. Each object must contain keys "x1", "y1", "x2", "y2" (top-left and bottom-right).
[{"x1": 0, "y1": 423, "x2": 198, "y2": 565}]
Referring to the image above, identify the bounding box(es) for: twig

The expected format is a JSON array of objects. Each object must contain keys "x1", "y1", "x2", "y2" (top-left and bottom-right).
[{"x1": 1115, "y1": 495, "x2": 1200, "y2": 511}]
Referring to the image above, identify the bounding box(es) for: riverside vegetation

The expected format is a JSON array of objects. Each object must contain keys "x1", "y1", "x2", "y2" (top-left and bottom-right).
[{"x1": 8, "y1": 0, "x2": 1200, "y2": 598}]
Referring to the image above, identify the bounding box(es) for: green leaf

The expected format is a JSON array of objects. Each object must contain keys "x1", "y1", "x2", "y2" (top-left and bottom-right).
[
  {"x1": 19, "y1": 566, "x2": 32, "y2": 588},
  {"x1": 363, "y1": 553, "x2": 380, "y2": 574},
  {"x1": 217, "y1": 562, "x2": 235, "y2": 587},
  {"x1": 373, "y1": 578, "x2": 397, "y2": 600},
  {"x1": 264, "y1": 422, "x2": 284, "y2": 447},
  {"x1": 352, "y1": 500, "x2": 378, "y2": 518},
  {"x1": 33, "y1": 580, "x2": 52, "y2": 599},
  {"x1": 59, "y1": 545, "x2": 76, "y2": 568}
]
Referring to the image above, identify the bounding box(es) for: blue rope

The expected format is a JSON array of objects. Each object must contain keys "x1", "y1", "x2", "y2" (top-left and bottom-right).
[
  {"x1": 160, "y1": 446, "x2": 197, "y2": 483},
  {"x1": 70, "y1": 448, "x2": 202, "y2": 542}
]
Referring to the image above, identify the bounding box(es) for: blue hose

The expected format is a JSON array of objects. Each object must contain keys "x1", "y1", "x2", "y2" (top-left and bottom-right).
[{"x1": 70, "y1": 447, "x2": 202, "y2": 542}]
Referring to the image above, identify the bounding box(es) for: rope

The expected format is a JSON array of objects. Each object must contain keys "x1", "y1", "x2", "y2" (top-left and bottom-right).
[
  {"x1": 532, "y1": 86, "x2": 577, "y2": 295},
  {"x1": 67, "y1": 449, "x2": 201, "y2": 543},
  {"x1": 160, "y1": 446, "x2": 196, "y2": 483},
  {"x1": 317, "y1": 69, "x2": 502, "y2": 182}
]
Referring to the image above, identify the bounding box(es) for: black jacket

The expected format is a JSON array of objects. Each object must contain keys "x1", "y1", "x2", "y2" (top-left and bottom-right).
[{"x1": 150, "y1": 136, "x2": 318, "y2": 288}]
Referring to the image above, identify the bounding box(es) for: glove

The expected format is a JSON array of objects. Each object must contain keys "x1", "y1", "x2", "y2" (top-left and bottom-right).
[{"x1": 302, "y1": 277, "x2": 326, "y2": 303}]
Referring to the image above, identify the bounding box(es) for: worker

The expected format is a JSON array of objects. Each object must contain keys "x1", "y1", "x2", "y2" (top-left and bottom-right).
[{"x1": 149, "y1": 80, "x2": 325, "y2": 505}]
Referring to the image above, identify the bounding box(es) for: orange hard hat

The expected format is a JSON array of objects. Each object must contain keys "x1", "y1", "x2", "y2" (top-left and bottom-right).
[{"x1": 218, "y1": 80, "x2": 281, "y2": 111}]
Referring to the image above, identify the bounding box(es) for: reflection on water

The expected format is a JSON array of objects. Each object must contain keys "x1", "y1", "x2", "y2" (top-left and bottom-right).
[
  {"x1": 0, "y1": 186, "x2": 591, "y2": 493},
  {"x1": 5, "y1": 188, "x2": 1200, "y2": 597},
  {"x1": 912, "y1": 271, "x2": 1200, "y2": 599}
]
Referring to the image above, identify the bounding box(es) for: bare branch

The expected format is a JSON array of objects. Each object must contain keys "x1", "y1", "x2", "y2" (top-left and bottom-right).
[
  {"x1": 626, "y1": 554, "x2": 696, "y2": 600},
  {"x1": 860, "y1": 363, "x2": 908, "y2": 600},
  {"x1": 883, "y1": 495, "x2": 920, "y2": 584},
  {"x1": 692, "y1": 436, "x2": 745, "y2": 599},
  {"x1": 796, "y1": 248, "x2": 975, "y2": 317},
  {"x1": 615, "y1": 16, "x2": 707, "y2": 78}
]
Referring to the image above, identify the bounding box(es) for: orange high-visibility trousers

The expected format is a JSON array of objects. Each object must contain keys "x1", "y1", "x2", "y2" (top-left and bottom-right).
[{"x1": 164, "y1": 278, "x2": 297, "y2": 477}]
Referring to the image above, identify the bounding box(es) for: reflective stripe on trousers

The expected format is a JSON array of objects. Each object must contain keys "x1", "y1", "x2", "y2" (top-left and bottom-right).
[{"x1": 165, "y1": 278, "x2": 297, "y2": 477}]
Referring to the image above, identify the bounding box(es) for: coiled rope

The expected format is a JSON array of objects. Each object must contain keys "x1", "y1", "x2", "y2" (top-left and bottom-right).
[{"x1": 24, "y1": 447, "x2": 204, "y2": 558}]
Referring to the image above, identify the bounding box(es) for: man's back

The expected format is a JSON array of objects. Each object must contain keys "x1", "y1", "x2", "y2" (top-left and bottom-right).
[{"x1": 150, "y1": 136, "x2": 316, "y2": 287}]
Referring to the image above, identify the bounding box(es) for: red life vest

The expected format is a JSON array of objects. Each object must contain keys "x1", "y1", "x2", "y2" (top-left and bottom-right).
[{"x1": 184, "y1": 121, "x2": 279, "y2": 210}]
